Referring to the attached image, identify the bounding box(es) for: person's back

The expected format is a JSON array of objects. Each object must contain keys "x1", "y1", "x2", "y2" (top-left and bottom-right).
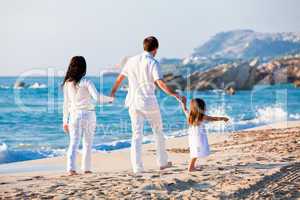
[
  {"x1": 110, "y1": 36, "x2": 184, "y2": 173},
  {"x1": 122, "y1": 52, "x2": 161, "y2": 110},
  {"x1": 64, "y1": 79, "x2": 97, "y2": 112}
]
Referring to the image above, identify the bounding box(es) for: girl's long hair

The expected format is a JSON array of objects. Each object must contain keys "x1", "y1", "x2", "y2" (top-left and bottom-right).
[
  {"x1": 188, "y1": 98, "x2": 206, "y2": 126},
  {"x1": 62, "y1": 56, "x2": 86, "y2": 86}
]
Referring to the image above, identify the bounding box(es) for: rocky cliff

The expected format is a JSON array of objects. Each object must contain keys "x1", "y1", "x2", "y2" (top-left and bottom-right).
[{"x1": 164, "y1": 55, "x2": 300, "y2": 91}]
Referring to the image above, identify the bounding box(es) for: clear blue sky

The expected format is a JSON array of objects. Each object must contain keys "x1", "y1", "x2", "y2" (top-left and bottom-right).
[{"x1": 1, "y1": 0, "x2": 300, "y2": 75}]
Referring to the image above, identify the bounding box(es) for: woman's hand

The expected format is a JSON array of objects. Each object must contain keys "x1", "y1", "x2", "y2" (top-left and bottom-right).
[{"x1": 63, "y1": 124, "x2": 69, "y2": 133}]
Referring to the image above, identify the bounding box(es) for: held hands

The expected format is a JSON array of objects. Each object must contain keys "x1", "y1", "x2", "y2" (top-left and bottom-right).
[
  {"x1": 174, "y1": 94, "x2": 186, "y2": 104},
  {"x1": 63, "y1": 124, "x2": 69, "y2": 134},
  {"x1": 221, "y1": 117, "x2": 229, "y2": 122},
  {"x1": 108, "y1": 96, "x2": 115, "y2": 104},
  {"x1": 175, "y1": 95, "x2": 188, "y2": 112}
]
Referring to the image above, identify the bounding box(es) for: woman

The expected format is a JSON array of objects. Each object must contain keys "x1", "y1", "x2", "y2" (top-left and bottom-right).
[{"x1": 62, "y1": 56, "x2": 113, "y2": 175}]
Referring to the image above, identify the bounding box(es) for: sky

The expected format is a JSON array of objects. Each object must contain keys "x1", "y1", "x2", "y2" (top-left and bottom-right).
[{"x1": 1, "y1": 0, "x2": 300, "y2": 76}]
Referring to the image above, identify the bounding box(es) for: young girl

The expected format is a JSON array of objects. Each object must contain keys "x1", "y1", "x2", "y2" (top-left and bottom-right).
[
  {"x1": 62, "y1": 56, "x2": 113, "y2": 176},
  {"x1": 181, "y1": 98, "x2": 229, "y2": 172}
]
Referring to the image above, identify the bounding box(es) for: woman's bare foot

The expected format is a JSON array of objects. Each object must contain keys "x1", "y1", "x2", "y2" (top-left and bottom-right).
[
  {"x1": 160, "y1": 161, "x2": 172, "y2": 170},
  {"x1": 84, "y1": 171, "x2": 92, "y2": 174},
  {"x1": 68, "y1": 170, "x2": 78, "y2": 176}
]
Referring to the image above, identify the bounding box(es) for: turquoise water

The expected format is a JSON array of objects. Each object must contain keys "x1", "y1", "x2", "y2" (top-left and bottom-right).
[{"x1": 0, "y1": 76, "x2": 299, "y2": 164}]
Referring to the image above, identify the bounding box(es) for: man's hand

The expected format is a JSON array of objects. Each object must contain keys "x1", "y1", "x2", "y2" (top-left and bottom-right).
[
  {"x1": 155, "y1": 80, "x2": 183, "y2": 101},
  {"x1": 180, "y1": 96, "x2": 187, "y2": 106},
  {"x1": 222, "y1": 117, "x2": 229, "y2": 122},
  {"x1": 63, "y1": 124, "x2": 69, "y2": 133}
]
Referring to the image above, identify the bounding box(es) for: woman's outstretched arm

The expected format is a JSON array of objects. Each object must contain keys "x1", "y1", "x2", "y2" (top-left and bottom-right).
[{"x1": 86, "y1": 80, "x2": 114, "y2": 104}]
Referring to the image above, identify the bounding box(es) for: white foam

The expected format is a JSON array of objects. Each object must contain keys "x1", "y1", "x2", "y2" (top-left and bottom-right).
[
  {"x1": 0, "y1": 143, "x2": 7, "y2": 152},
  {"x1": 0, "y1": 85, "x2": 9, "y2": 89},
  {"x1": 255, "y1": 106, "x2": 287, "y2": 124},
  {"x1": 290, "y1": 113, "x2": 300, "y2": 120},
  {"x1": 29, "y1": 82, "x2": 47, "y2": 89}
]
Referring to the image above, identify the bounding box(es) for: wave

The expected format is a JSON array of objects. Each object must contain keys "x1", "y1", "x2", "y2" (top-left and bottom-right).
[
  {"x1": 94, "y1": 137, "x2": 153, "y2": 152},
  {"x1": 0, "y1": 142, "x2": 8, "y2": 153},
  {"x1": 0, "y1": 85, "x2": 10, "y2": 89},
  {"x1": 0, "y1": 143, "x2": 64, "y2": 164},
  {"x1": 290, "y1": 113, "x2": 300, "y2": 120},
  {"x1": 95, "y1": 140, "x2": 131, "y2": 151},
  {"x1": 0, "y1": 82, "x2": 47, "y2": 90},
  {"x1": 232, "y1": 106, "x2": 293, "y2": 130},
  {"x1": 0, "y1": 138, "x2": 153, "y2": 164},
  {"x1": 29, "y1": 82, "x2": 47, "y2": 89},
  {"x1": 255, "y1": 106, "x2": 287, "y2": 123}
]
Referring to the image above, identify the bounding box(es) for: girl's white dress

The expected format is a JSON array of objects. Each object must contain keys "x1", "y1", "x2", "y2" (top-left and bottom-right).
[{"x1": 188, "y1": 123, "x2": 210, "y2": 158}]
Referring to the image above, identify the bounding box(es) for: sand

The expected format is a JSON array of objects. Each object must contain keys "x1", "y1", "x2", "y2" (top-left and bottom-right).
[{"x1": 0, "y1": 121, "x2": 299, "y2": 199}]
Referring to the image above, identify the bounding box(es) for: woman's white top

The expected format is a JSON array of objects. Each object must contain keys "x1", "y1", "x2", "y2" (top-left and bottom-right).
[
  {"x1": 63, "y1": 78, "x2": 113, "y2": 124},
  {"x1": 188, "y1": 123, "x2": 210, "y2": 158}
]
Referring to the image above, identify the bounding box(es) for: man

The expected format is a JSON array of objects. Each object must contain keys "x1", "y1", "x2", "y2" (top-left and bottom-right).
[{"x1": 110, "y1": 36, "x2": 185, "y2": 173}]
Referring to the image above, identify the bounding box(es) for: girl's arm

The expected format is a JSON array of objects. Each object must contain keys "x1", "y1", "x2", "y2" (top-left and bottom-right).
[
  {"x1": 86, "y1": 80, "x2": 114, "y2": 104},
  {"x1": 63, "y1": 84, "x2": 70, "y2": 133},
  {"x1": 203, "y1": 115, "x2": 229, "y2": 122},
  {"x1": 180, "y1": 96, "x2": 189, "y2": 118}
]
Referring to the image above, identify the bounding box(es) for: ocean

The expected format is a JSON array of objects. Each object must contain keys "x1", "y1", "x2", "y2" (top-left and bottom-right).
[{"x1": 0, "y1": 76, "x2": 299, "y2": 164}]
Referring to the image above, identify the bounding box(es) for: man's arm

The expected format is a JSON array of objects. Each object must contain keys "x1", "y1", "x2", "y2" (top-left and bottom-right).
[
  {"x1": 155, "y1": 79, "x2": 182, "y2": 101},
  {"x1": 110, "y1": 74, "x2": 125, "y2": 97}
]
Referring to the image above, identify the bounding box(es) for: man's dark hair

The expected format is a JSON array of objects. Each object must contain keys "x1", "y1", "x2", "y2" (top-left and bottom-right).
[{"x1": 143, "y1": 36, "x2": 159, "y2": 52}]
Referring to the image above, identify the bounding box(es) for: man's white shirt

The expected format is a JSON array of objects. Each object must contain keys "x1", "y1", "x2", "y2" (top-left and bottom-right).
[{"x1": 121, "y1": 51, "x2": 162, "y2": 111}]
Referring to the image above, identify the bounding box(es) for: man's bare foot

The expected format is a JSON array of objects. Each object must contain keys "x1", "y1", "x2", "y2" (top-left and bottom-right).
[
  {"x1": 84, "y1": 171, "x2": 92, "y2": 174},
  {"x1": 68, "y1": 170, "x2": 78, "y2": 176},
  {"x1": 160, "y1": 161, "x2": 172, "y2": 170}
]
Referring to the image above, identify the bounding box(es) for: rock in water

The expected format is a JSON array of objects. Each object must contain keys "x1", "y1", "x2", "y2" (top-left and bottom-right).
[
  {"x1": 186, "y1": 61, "x2": 258, "y2": 90},
  {"x1": 225, "y1": 86, "x2": 236, "y2": 95},
  {"x1": 13, "y1": 81, "x2": 26, "y2": 89}
]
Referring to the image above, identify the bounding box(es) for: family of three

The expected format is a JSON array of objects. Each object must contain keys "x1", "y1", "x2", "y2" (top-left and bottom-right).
[{"x1": 62, "y1": 36, "x2": 229, "y2": 176}]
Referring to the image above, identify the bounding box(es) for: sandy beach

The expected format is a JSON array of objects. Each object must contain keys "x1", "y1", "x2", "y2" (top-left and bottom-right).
[{"x1": 0, "y1": 121, "x2": 299, "y2": 199}]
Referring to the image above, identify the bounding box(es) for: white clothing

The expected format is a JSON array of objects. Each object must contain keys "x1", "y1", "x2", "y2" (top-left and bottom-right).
[
  {"x1": 63, "y1": 78, "x2": 113, "y2": 171},
  {"x1": 121, "y1": 51, "x2": 162, "y2": 111},
  {"x1": 188, "y1": 123, "x2": 210, "y2": 158},
  {"x1": 129, "y1": 108, "x2": 168, "y2": 173},
  {"x1": 63, "y1": 78, "x2": 113, "y2": 124},
  {"x1": 67, "y1": 110, "x2": 96, "y2": 171}
]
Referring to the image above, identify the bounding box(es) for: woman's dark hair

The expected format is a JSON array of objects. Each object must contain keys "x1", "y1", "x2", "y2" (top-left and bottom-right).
[
  {"x1": 62, "y1": 56, "x2": 86, "y2": 86},
  {"x1": 188, "y1": 98, "x2": 206, "y2": 125},
  {"x1": 143, "y1": 36, "x2": 159, "y2": 52}
]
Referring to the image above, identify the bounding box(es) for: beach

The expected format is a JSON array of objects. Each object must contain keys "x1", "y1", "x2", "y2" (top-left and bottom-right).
[{"x1": 0, "y1": 121, "x2": 299, "y2": 199}]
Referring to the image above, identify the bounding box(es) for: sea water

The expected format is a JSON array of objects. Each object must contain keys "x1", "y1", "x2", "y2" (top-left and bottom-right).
[{"x1": 0, "y1": 76, "x2": 299, "y2": 164}]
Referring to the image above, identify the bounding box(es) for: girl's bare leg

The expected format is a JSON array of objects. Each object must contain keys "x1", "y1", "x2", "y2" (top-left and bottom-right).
[{"x1": 188, "y1": 158, "x2": 197, "y2": 172}]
